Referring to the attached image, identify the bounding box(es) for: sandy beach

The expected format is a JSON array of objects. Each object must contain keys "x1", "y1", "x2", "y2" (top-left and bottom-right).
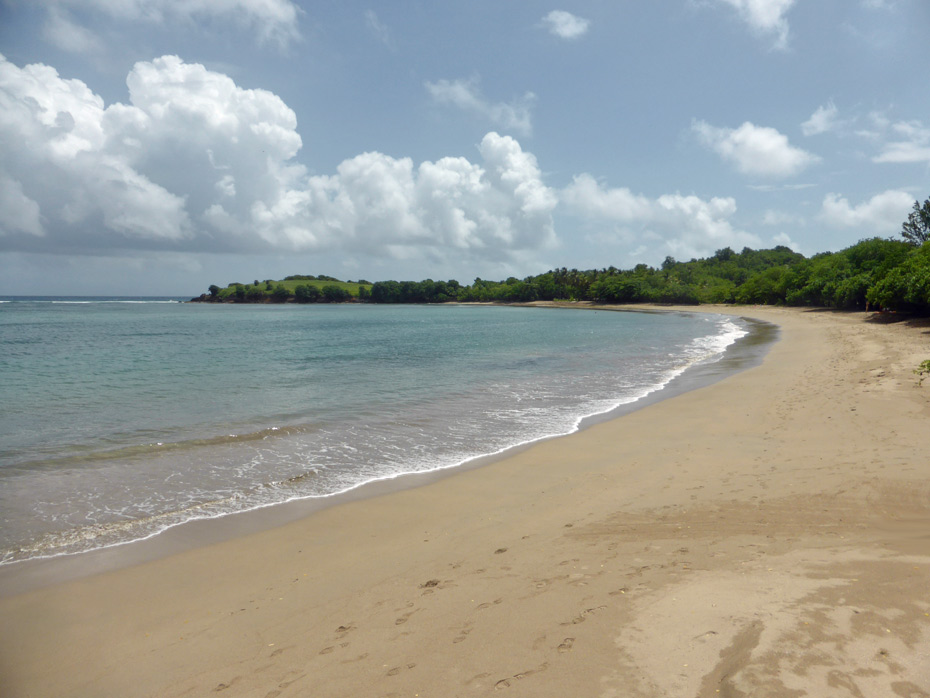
[{"x1": 1, "y1": 305, "x2": 928, "y2": 697}]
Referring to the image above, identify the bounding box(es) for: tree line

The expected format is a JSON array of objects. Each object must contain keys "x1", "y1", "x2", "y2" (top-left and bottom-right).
[{"x1": 193, "y1": 197, "x2": 930, "y2": 313}]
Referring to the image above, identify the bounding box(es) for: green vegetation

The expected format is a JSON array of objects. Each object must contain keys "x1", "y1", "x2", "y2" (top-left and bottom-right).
[
  {"x1": 362, "y1": 237, "x2": 930, "y2": 312},
  {"x1": 192, "y1": 197, "x2": 930, "y2": 313},
  {"x1": 191, "y1": 240, "x2": 930, "y2": 312},
  {"x1": 902, "y1": 198, "x2": 930, "y2": 246},
  {"x1": 193, "y1": 277, "x2": 373, "y2": 304},
  {"x1": 915, "y1": 359, "x2": 930, "y2": 387}
]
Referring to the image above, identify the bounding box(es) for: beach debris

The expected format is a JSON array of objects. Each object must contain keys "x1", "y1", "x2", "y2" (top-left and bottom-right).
[{"x1": 494, "y1": 547, "x2": 508, "y2": 554}]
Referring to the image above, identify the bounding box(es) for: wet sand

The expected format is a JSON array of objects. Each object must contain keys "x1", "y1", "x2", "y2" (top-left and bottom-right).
[{"x1": 1, "y1": 305, "x2": 928, "y2": 697}]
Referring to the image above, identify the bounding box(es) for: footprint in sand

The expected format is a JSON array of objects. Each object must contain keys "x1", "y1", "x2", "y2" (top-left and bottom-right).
[
  {"x1": 494, "y1": 663, "x2": 550, "y2": 689},
  {"x1": 386, "y1": 663, "x2": 417, "y2": 677},
  {"x1": 476, "y1": 598, "x2": 503, "y2": 611},
  {"x1": 340, "y1": 652, "x2": 369, "y2": 664},
  {"x1": 557, "y1": 638, "x2": 575, "y2": 653},
  {"x1": 563, "y1": 605, "x2": 607, "y2": 626},
  {"x1": 395, "y1": 609, "x2": 419, "y2": 625},
  {"x1": 213, "y1": 677, "x2": 240, "y2": 692}
]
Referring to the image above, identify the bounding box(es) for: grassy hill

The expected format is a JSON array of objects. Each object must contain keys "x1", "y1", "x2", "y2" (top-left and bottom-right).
[{"x1": 196, "y1": 276, "x2": 372, "y2": 303}]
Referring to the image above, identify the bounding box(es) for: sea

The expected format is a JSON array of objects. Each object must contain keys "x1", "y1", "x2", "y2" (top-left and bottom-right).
[{"x1": 0, "y1": 297, "x2": 758, "y2": 566}]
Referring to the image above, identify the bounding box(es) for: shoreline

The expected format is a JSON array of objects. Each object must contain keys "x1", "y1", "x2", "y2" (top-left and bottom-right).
[
  {"x1": 0, "y1": 305, "x2": 772, "y2": 595},
  {"x1": 2, "y1": 305, "x2": 928, "y2": 697}
]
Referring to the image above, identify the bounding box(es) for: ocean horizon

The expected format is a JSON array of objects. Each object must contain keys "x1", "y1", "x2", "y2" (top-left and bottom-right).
[{"x1": 0, "y1": 299, "x2": 753, "y2": 565}]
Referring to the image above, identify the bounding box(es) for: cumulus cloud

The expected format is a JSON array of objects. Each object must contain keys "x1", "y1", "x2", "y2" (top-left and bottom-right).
[
  {"x1": 45, "y1": 0, "x2": 301, "y2": 47},
  {"x1": 541, "y1": 10, "x2": 590, "y2": 39},
  {"x1": 562, "y1": 174, "x2": 762, "y2": 260},
  {"x1": 713, "y1": 0, "x2": 796, "y2": 49},
  {"x1": 0, "y1": 55, "x2": 556, "y2": 265},
  {"x1": 425, "y1": 77, "x2": 535, "y2": 136},
  {"x1": 819, "y1": 190, "x2": 914, "y2": 234},
  {"x1": 802, "y1": 101, "x2": 839, "y2": 136},
  {"x1": 692, "y1": 119, "x2": 820, "y2": 178}
]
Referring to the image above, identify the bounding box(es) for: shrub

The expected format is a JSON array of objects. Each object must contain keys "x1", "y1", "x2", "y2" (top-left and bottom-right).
[
  {"x1": 294, "y1": 284, "x2": 321, "y2": 303},
  {"x1": 321, "y1": 284, "x2": 351, "y2": 303},
  {"x1": 271, "y1": 284, "x2": 291, "y2": 302}
]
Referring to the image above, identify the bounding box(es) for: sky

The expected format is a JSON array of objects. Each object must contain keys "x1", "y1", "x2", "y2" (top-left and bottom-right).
[{"x1": 1, "y1": 1, "x2": 929, "y2": 295}]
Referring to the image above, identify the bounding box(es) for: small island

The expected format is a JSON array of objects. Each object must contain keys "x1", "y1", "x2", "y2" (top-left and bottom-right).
[{"x1": 191, "y1": 275, "x2": 373, "y2": 304}]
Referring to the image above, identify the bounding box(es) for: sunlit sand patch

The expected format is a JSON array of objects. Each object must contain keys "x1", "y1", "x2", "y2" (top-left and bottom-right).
[{"x1": 606, "y1": 547, "x2": 930, "y2": 697}]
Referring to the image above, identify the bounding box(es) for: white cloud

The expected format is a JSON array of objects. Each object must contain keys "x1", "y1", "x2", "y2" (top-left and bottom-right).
[
  {"x1": 425, "y1": 77, "x2": 535, "y2": 136},
  {"x1": 762, "y1": 209, "x2": 800, "y2": 226},
  {"x1": 560, "y1": 174, "x2": 653, "y2": 222},
  {"x1": 46, "y1": 0, "x2": 301, "y2": 47},
  {"x1": 0, "y1": 55, "x2": 557, "y2": 266},
  {"x1": 801, "y1": 101, "x2": 839, "y2": 136},
  {"x1": 541, "y1": 10, "x2": 590, "y2": 39},
  {"x1": 772, "y1": 232, "x2": 800, "y2": 251},
  {"x1": 42, "y1": 8, "x2": 104, "y2": 55},
  {"x1": 692, "y1": 119, "x2": 820, "y2": 178},
  {"x1": 819, "y1": 190, "x2": 914, "y2": 234},
  {"x1": 0, "y1": 55, "x2": 192, "y2": 244},
  {"x1": 562, "y1": 174, "x2": 762, "y2": 260},
  {"x1": 713, "y1": 0, "x2": 796, "y2": 49},
  {"x1": 241, "y1": 131, "x2": 558, "y2": 258},
  {"x1": 873, "y1": 120, "x2": 930, "y2": 164},
  {"x1": 365, "y1": 10, "x2": 394, "y2": 50}
]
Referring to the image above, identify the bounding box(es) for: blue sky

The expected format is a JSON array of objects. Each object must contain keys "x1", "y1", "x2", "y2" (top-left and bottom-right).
[{"x1": 1, "y1": 0, "x2": 929, "y2": 295}]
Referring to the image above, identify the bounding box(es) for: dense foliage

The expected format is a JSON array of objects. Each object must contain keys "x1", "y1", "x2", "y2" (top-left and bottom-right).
[
  {"x1": 902, "y1": 198, "x2": 930, "y2": 246},
  {"x1": 192, "y1": 239, "x2": 930, "y2": 313},
  {"x1": 193, "y1": 278, "x2": 372, "y2": 304},
  {"x1": 363, "y1": 238, "x2": 929, "y2": 313},
  {"x1": 193, "y1": 197, "x2": 930, "y2": 314}
]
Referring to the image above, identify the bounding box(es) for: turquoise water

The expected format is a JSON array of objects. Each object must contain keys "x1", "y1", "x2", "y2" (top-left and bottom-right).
[{"x1": 0, "y1": 299, "x2": 748, "y2": 563}]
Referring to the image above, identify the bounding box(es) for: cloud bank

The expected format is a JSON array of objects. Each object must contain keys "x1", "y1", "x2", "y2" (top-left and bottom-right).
[
  {"x1": 0, "y1": 55, "x2": 556, "y2": 266},
  {"x1": 561, "y1": 174, "x2": 763, "y2": 260},
  {"x1": 7, "y1": 53, "x2": 907, "y2": 278}
]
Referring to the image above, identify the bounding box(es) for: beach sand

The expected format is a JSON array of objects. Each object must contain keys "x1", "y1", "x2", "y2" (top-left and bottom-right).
[{"x1": 1, "y1": 306, "x2": 928, "y2": 697}]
